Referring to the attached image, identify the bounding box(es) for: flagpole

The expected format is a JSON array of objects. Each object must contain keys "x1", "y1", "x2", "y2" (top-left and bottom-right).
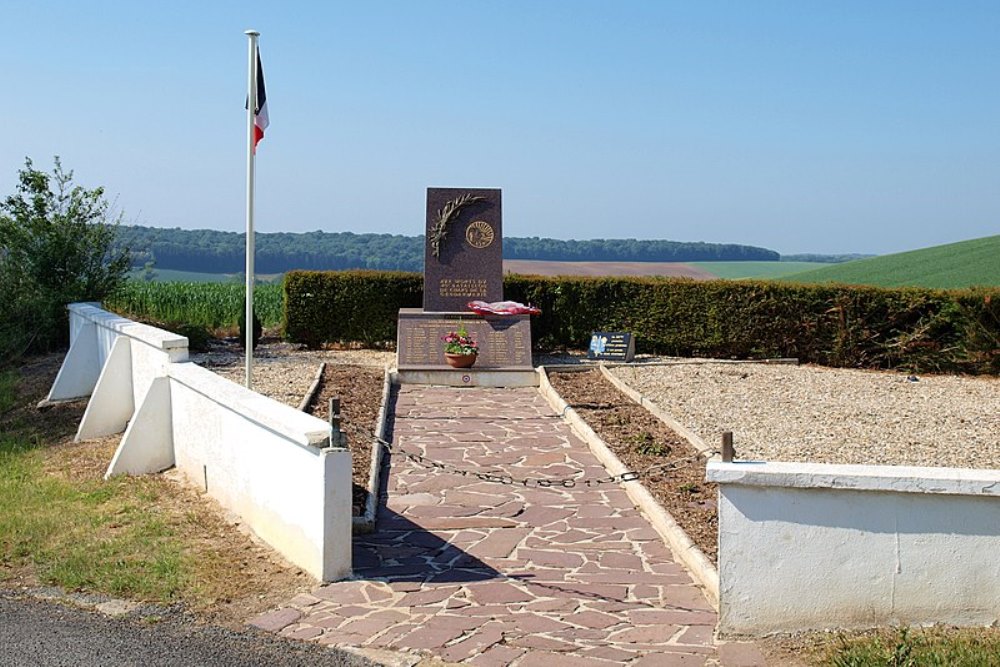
[{"x1": 244, "y1": 29, "x2": 259, "y2": 389}]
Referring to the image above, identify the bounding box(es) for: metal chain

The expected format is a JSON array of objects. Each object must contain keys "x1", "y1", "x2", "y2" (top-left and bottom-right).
[{"x1": 365, "y1": 429, "x2": 718, "y2": 491}]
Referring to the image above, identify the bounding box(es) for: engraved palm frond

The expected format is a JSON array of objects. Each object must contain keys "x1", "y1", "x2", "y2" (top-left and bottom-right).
[{"x1": 429, "y1": 193, "x2": 487, "y2": 258}]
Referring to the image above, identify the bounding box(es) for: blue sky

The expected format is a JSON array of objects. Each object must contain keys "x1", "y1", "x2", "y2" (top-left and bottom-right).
[{"x1": 2, "y1": 1, "x2": 998, "y2": 255}]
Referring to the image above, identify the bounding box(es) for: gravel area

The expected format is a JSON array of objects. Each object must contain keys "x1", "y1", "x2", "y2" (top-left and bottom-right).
[
  {"x1": 199, "y1": 341, "x2": 1000, "y2": 471},
  {"x1": 198, "y1": 339, "x2": 393, "y2": 408},
  {"x1": 609, "y1": 362, "x2": 1000, "y2": 470},
  {"x1": 196, "y1": 340, "x2": 393, "y2": 516}
]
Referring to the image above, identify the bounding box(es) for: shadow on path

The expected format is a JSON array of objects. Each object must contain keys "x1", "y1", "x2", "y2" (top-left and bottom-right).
[{"x1": 352, "y1": 449, "x2": 500, "y2": 584}]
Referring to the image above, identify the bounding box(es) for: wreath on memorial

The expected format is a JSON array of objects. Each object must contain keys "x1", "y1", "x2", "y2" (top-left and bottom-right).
[{"x1": 429, "y1": 193, "x2": 487, "y2": 257}]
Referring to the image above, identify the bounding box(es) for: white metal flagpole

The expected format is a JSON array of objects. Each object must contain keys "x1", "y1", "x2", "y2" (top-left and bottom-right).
[{"x1": 244, "y1": 29, "x2": 259, "y2": 389}]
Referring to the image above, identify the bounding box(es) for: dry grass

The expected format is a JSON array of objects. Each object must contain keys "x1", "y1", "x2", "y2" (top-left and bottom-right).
[
  {"x1": 1, "y1": 353, "x2": 316, "y2": 627},
  {"x1": 759, "y1": 626, "x2": 1000, "y2": 666}
]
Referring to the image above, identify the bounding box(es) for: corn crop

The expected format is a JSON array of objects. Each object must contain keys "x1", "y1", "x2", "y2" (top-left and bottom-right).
[{"x1": 106, "y1": 280, "x2": 283, "y2": 329}]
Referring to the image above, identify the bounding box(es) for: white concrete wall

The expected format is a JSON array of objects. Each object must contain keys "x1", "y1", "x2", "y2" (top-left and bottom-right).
[
  {"x1": 50, "y1": 304, "x2": 353, "y2": 582},
  {"x1": 48, "y1": 302, "x2": 188, "y2": 405},
  {"x1": 165, "y1": 363, "x2": 351, "y2": 582},
  {"x1": 708, "y1": 460, "x2": 1000, "y2": 635}
]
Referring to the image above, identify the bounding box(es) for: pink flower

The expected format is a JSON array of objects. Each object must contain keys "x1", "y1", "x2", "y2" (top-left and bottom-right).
[{"x1": 443, "y1": 326, "x2": 479, "y2": 355}]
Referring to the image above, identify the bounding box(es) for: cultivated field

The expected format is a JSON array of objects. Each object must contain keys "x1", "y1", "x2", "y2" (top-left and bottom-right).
[
  {"x1": 131, "y1": 261, "x2": 833, "y2": 283},
  {"x1": 781, "y1": 234, "x2": 1000, "y2": 289},
  {"x1": 128, "y1": 268, "x2": 285, "y2": 283},
  {"x1": 503, "y1": 259, "x2": 717, "y2": 278},
  {"x1": 107, "y1": 281, "x2": 284, "y2": 329},
  {"x1": 690, "y1": 260, "x2": 825, "y2": 279}
]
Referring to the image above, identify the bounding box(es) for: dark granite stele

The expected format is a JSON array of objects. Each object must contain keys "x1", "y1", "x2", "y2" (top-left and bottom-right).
[
  {"x1": 423, "y1": 188, "x2": 503, "y2": 312},
  {"x1": 396, "y1": 309, "x2": 532, "y2": 371}
]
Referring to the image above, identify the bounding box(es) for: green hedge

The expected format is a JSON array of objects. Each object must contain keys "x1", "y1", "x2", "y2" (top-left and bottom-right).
[
  {"x1": 284, "y1": 270, "x2": 422, "y2": 348},
  {"x1": 284, "y1": 270, "x2": 1000, "y2": 374}
]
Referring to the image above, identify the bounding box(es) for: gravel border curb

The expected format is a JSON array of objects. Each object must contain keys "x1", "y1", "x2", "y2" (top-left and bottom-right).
[
  {"x1": 598, "y1": 364, "x2": 716, "y2": 457},
  {"x1": 353, "y1": 368, "x2": 394, "y2": 533},
  {"x1": 536, "y1": 366, "x2": 720, "y2": 610},
  {"x1": 604, "y1": 358, "x2": 799, "y2": 369},
  {"x1": 296, "y1": 363, "x2": 327, "y2": 412}
]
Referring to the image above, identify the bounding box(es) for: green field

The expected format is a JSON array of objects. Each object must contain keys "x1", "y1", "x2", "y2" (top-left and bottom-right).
[
  {"x1": 124, "y1": 234, "x2": 999, "y2": 290},
  {"x1": 140, "y1": 263, "x2": 833, "y2": 283},
  {"x1": 128, "y1": 268, "x2": 284, "y2": 283},
  {"x1": 107, "y1": 280, "x2": 284, "y2": 329},
  {"x1": 128, "y1": 268, "x2": 234, "y2": 283},
  {"x1": 779, "y1": 235, "x2": 1000, "y2": 289},
  {"x1": 691, "y1": 261, "x2": 827, "y2": 279}
]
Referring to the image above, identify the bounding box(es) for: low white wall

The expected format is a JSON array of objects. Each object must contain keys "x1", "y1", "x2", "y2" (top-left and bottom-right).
[
  {"x1": 708, "y1": 460, "x2": 1000, "y2": 635},
  {"x1": 49, "y1": 302, "x2": 188, "y2": 406},
  {"x1": 165, "y1": 363, "x2": 351, "y2": 581},
  {"x1": 49, "y1": 304, "x2": 353, "y2": 582}
]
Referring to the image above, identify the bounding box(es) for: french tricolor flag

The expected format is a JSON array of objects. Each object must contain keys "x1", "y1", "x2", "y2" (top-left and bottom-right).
[{"x1": 252, "y1": 47, "x2": 269, "y2": 151}]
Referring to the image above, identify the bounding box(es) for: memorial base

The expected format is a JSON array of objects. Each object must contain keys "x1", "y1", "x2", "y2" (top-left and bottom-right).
[
  {"x1": 397, "y1": 309, "x2": 533, "y2": 385},
  {"x1": 396, "y1": 368, "x2": 539, "y2": 388}
]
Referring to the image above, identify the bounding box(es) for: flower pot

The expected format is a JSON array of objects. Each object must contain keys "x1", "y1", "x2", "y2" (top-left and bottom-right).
[{"x1": 444, "y1": 352, "x2": 477, "y2": 369}]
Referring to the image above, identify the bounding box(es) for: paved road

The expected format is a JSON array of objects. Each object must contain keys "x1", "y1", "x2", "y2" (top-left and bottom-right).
[{"x1": 0, "y1": 591, "x2": 376, "y2": 667}]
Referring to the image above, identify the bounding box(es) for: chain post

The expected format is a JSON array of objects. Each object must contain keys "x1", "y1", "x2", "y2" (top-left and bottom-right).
[
  {"x1": 329, "y1": 397, "x2": 343, "y2": 447},
  {"x1": 721, "y1": 431, "x2": 734, "y2": 462}
]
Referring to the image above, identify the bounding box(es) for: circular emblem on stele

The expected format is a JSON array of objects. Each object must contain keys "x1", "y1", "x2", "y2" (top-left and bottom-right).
[{"x1": 465, "y1": 220, "x2": 495, "y2": 249}]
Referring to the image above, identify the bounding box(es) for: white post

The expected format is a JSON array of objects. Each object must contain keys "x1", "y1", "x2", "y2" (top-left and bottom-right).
[{"x1": 244, "y1": 30, "x2": 259, "y2": 389}]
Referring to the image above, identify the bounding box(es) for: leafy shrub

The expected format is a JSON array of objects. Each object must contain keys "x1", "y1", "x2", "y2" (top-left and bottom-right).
[
  {"x1": 0, "y1": 158, "x2": 130, "y2": 364},
  {"x1": 283, "y1": 270, "x2": 1000, "y2": 374},
  {"x1": 284, "y1": 270, "x2": 422, "y2": 348},
  {"x1": 172, "y1": 323, "x2": 213, "y2": 353}
]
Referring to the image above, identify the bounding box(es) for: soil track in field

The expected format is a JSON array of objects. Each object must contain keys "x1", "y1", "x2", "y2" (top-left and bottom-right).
[{"x1": 503, "y1": 259, "x2": 717, "y2": 279}]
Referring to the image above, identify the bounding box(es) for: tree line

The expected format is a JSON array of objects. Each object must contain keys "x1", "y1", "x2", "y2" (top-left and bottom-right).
[{"x1": 119, "y1": 225, "x2": 781, "y2": 273}]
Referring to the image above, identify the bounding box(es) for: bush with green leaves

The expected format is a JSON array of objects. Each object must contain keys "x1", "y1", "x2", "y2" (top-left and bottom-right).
[
  {"x1": 284, "y1": 270, "x2": 422, "y2": 348},
  {"x1": 284, "y1": 270, "x2": 1000, "y2": 374},
  {"x1": 0, "y1": 157, "x2": 129, "y2": 364}
]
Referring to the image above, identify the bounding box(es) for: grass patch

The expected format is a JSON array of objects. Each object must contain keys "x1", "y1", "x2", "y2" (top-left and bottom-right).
[
  {"x1": 0, "y1": 354, "x2": 314, "y2": 624},
  {"x1": 817, "y1": 627, "x2": 1000, "y2": 666},
  {"x1": 691, "y1": 260, "x2": 827, "y2": 279},
  {"x1": 0, "y1": 433, "x2": 188, "y2": 601},
  {"x1": 630, "y1": 431, "x2": 671, "y2": 456},
  {"x1": 779, "y1": 235, "x2": 1000, "y2": 289}
]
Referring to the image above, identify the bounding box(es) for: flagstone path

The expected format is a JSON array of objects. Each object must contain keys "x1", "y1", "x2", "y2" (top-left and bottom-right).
[{"x1": 251, "y1": 385, "x2": 764, "y2": 666}]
